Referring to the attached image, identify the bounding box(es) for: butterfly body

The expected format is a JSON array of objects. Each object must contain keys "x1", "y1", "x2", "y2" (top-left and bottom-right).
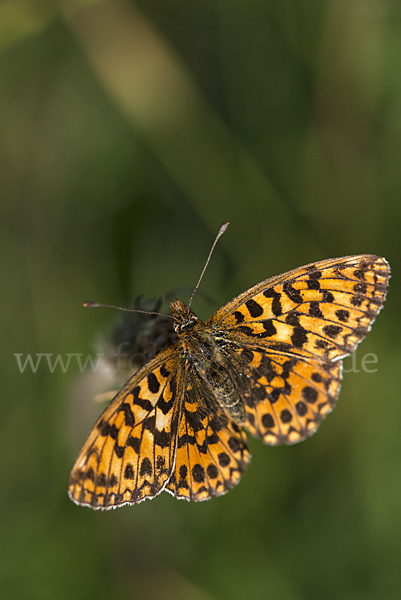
[{"x1": 69, "y1": 254, "x2": 389, "y2": 509}]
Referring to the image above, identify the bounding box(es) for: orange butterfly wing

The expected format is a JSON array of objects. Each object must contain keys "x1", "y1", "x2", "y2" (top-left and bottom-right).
[
  {"x1": 165, "y1": 376, "x2": 250, "y2": 501},
  {"x1": 68, "y1": 348, "x2": 181, "y2": 508}
]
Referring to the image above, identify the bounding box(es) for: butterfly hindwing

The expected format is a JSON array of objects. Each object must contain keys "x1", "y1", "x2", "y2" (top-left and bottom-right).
[
  {"x1": 68, "y1": 348, "x2": 181, "y2": 509},
  {"x1": 238, "y1": 347, "x2": 342, "y2": 444},
  {"x1": 209, "y1": 255, "x2": 389, "y2": 362},
  {"x1": 166, "y1": 377, "x2": 250, "y2": 501}
]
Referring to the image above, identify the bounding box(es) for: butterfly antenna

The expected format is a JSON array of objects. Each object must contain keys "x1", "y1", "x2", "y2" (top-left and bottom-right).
[
  {"x1": 187, "y1": 221, "x2": 229, "y2": 311},
  {"x1": 83, "y1": 301, "x2": 174, "y2": 319}
]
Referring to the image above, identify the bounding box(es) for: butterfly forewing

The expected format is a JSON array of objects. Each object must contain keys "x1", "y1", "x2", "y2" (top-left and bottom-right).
[
  {"x1": 68, "y1": 348, "x2": 181, "y2": 508},
  {"x1": 209, "y1": 255, "x2": 389, "y2": 362}
]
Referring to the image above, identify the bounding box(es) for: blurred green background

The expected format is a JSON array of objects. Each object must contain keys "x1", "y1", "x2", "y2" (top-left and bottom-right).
[{"x1": 2, "y1": 0, "x2": 401, "y2": 598}]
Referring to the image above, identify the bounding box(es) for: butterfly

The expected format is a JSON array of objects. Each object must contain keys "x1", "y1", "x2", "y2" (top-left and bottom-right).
[{"x1": 68, "y1": 224, "x2": 390, "y2": 509}]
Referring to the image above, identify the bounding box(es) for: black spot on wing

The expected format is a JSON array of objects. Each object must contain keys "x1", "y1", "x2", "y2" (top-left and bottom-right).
[
  {"x1": 140, "y1": 457, "x2": 152, "y2": 477},
  {"x1": 124, "y1": 463, "x2": 135, "y2": 480},
  {"x1": 262, "y1": 413, "x2": 275, "y2": 428},
  {"x1": 85, "y1": 467, "x2": 95, "y2": 481},
  {"x1": 153, "y1": 429, "x2": 171, "y2": 449},
  {"x1": 335, "y1": 309, "x2": 349, "y2": 322},
  {"x1": 120, "y1": 402, "x2": 135, "y2": 427},
  {"x1": 114, "y1": 443, "x2": 124, "y2": 459},
  {"x1": 247, "y1": 411, "x2": 255, "y2": 425},
  {"x1": 291, "y1": 326, "x2": 308, "y2": 348},
  {"x1": 309, "y1": 301, "x2": 323, "y2": 319},
  {"x1": 156, "y1": 456, "x2": 166, "y2": 470},
  {"x1": 228, "y1": 437, "x2": 240, "y2": 452},
  {"x1": 285, "y1": 311, "x2": 300, "y2": 326},
  {"x1": 354, "y1": 282, "x2": 367, "y2": 294},
  {"x1": 127, "y1": 436, "x2": 141, "y2": 453},
  {"x1": 309, "y1": 270, "x2": 322, "y2": 280},
  {"x1": 109, "y1": 474, "x2": 118, "y2": 486},
  {"x1": 263, "y1": 288, "x2": 283, "y2": 316},
  {"x1": 351, "y1": 295, "x2": 364, "y2": 307},
  {"x1": 323, "y1": 325, "x2": 342, "y2": 339},
  {"x1": 262, "y1": 319, "x2": 277, "y2": 336},
  {"x1": 132, "y1": 386, "x2": 153, "y2": 412},
  {"x1": 158, "y1": 391, "x2": 175, "y2": 415},
  {"x1": 246, "y1": 299, "x2": 264, "y2": 318},
  {"x1": 160, "y1": 363, "x2": 171, "y2": 378},
  {"x1": 97, "y1": 473, "x2": 107, "y2": 487},
  {"x1": 296, "y1": 402, "x2": 307, "y2": 416},
  {"x1": 302, "y1": 386, "x2": 318, "y2": 404},
  {"x1": 321, "y1": 290, "x2": 334, "y2": 303},
  {"x1": 269, "y1": 389, "x2": 281, "y2": 403},
  {"x1": 280, "y1": 409, "x2": 292, "y2": 423},
  {"x1": 237, "y1": 325, "x2": 274, "y2": 339},
  {"x1": 207, "y1": 464, "x2": 218, "y2": 479},
  {"x1": 283, "y1": 282, "x2": 303, "y2": 304},
  {"x1": 192, "y1": 464, "x2": 205, "y2": 483},
  {"x1": 147, "y1": 372, "x2": 160, "y2": 394},
  {"x1": 218, "y1": 452, "x2": 230, "y2": 467},
  {"x1": 97, "y1": 422, "x2": 117, "y2": 439},
  {"x1": 238, "y1": 326, "x2": 254, "y2": 336},
  {"x1": 307, "y1": 280, "x2": 320, "y2": 291},
  {"x1": 233, "y1": 311, "x2": 245, "y2": 324}
]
